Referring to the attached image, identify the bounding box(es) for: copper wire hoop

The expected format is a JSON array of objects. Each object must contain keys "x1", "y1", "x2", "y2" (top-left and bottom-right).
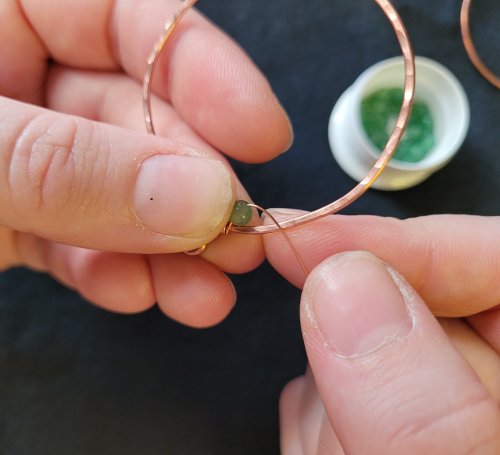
[
  {"x1": 143, "y1": 0, "x2": 416, "y2": 235},
  {"x1": 143, "y1": 0, "x2": 198, "y2": 134},
  {"x1": 460, "y1": 0, "x2": 500, "y2": 89}
]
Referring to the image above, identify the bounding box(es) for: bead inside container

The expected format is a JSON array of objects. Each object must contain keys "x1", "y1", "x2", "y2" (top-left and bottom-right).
[{"x1": 329, "y1": 56, "x2": 470, "y2": 190}]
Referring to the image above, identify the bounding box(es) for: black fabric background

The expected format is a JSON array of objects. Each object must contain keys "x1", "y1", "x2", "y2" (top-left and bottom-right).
[{"x1": 1, "y1": 1, "x2": 499, "y2": 454}]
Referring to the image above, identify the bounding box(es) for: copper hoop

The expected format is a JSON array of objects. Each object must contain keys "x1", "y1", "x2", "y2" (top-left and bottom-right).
[
  {"x1": 143, "y1": 0, "x2": 416, "y2": 235},
  {"x1": 460, "y1": 0, "x2": 500, "y2": 89}
]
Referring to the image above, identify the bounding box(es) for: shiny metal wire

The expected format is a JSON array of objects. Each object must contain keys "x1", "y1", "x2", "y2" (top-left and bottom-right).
[
  {"x1": 143, "y1": 0, "x2": 197, "y2": 135},
  {"x1": 143, "y1": 0, "x2": 416, "y2": 235},
  {"x1": 460, "y1": 0, "x2": 500, "y2": 89}
]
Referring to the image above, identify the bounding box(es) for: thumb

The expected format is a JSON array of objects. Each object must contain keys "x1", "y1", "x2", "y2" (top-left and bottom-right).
[
  {"x1": 301, "y1": 251, "x2": 500, "y2": 454},
  {"x1": 1, "y1": 98, "x2": 235, "y2": 253}
]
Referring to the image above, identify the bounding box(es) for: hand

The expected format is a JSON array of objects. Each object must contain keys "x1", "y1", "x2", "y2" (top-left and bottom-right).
[
  {"x1": 264, "y1": 213, "x2": 500, "y2": 453},
  {"x1": 0, "y1": 1, "x2": 292, "y2": 326}
]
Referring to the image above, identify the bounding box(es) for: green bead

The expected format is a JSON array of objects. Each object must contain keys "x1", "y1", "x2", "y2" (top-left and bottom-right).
[
  {"x1": 230, "y1": 200, "x2": 253, "y2": 226},
  {"x1": 361, "y1": 87, "x2": 435, "y2": 163}
]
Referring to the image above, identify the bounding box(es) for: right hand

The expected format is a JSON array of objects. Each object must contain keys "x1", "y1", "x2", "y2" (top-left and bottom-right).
[{"x1": 264, "y1": 213, "x2": 500, "y2": 453}]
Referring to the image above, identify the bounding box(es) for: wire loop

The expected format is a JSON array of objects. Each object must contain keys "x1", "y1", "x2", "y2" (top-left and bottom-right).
[{"x1": 143, "y1": 0, "x2": 416, "y2": 235}]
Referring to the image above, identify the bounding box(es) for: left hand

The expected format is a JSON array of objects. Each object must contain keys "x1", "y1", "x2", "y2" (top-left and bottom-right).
[{"x1": 0, "y1": 0, "x2": 292, "y2": 327}]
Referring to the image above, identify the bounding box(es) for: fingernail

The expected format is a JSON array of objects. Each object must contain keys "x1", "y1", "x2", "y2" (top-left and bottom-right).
[
  {"x1": 305, "y1": 251, "x2": 413, "y2": 357},
  {"x1": 134, "y1": 155, "x2": 233, "y2": 236}
]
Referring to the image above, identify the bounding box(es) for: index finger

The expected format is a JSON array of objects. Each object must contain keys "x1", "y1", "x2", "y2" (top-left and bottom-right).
[
  {"x1": 3, "y1": 0, "x2": 292, "y2": 161},
  {"x1": 264, "y1": 212, "x2": 500, "y2": 317}
]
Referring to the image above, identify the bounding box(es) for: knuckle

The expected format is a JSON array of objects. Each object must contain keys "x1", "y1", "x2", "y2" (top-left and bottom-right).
[
  {"x1": 8, "y1": 112, "x2": 76, "y2": 215},
  {"x1": 6, "y1": 112, "x2": 108, "y2": 220}
]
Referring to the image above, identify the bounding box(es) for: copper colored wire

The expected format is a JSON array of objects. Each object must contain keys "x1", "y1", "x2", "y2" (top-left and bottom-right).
[
  {"x1": 232, "y1": 0, "x2": 415, "y2": 234},
  {"x1": 247, "y1": 204, "x2": 310, "y2": 277},
  {"x1": 184, "y1": 244, "x2": 207, "y2": 256},
  {"x1": 143, "y1": 0, "x2": 198, "y2": 134},
  {"x1": 460, "y1": 0, "x2": 500, "y2": 89},
  {"x1": 143, "y1": 0, "x2": 416, "y2": 236}
]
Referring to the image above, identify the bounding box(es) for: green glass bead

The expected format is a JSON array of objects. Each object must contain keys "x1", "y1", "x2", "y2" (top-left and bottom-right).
[
  {"x1": 361, "y1": 87, "x2": 435, "y2": 163},
  {"x1": 230, "y1": 200, "x2": 253, "y2": 226}
]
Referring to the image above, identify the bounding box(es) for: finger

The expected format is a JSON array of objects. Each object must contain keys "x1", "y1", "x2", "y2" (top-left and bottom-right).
[
  {"x1": 14, "y1": 231, "x2": 236, "y2": 327},
  {"x1": 47, "y1": 67, "x2": 216, "y2": 149},
  {"x1": 148, "y1": 253, "x2": 236, "y2": 328},
  {"x1": 199, "y1": 233, "x2": 265, "y2": 274},
  {"x1": 282, "y1": 323, "x2": 500, "y2": 455},
  {"x1": 316, "y1": 416, "x2": 344, "y2": 455},
  {"x1": 468, "y1": 307, "x2": 500, "y2": 354},
  {"x1": 439, "y1": 318, "x2": 500, "y2": 401},
  {"x1": 1, "y1": 97, "x2": 235, "y2": 253},
  {"x1": 3, "y1": 218, "x2": 265, "y2": 278},
  {"x1": 0, "y1": 0, "x2": 46, "y2": 104},
  {"x1": 280, "y1": 369, "x2": 344, "y2": 455},
  {"x1": 0, "y1": 84, "x2": 264, "y2": 273},
  {"x1": 15, "y1": 231, "x2": 155, "y2": 313},
  {"x1": 301, "y1": 251, "x2": 500, "y2": 453},
  {"x1": 297, "y1": 368, "x2": 344, "y2": 455},
  {"x1": 14, "y1": 0, "x2": 293, "y2": 162},
  {"x1": 53, "y1": 248, "x2": 156, "y2": 314},
  {"x1": 298, "y1": 368, "x2": 326, "y2": 455},
  {"x1": 264, "y1": 211, "x2": 500, "y2": 316},
  {"x1": 279, "y1": 376, "x2": 306, "y2": 455}
]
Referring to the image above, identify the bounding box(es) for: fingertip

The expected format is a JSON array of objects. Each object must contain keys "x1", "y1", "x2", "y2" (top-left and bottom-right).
[
  {"x1": 231, "y1": 91, "x2": 293, "y2": 163},
  {"x1": 149, "y1": 254, "x2": 236, "y2": 328},
  {"x1": 133, "y1": 154, "x2": 234, "y2": 239},
  {"x1": 279, "y1": 376, "x2": 306, "y2": 455},
  {"x1": 168, "y1": 24, "x2": 293, "y2": 162},
  {"x1": 301, "y1": 251, "x2": 414, "y2": 360},
  {"x1": 279, "y1": 376, "x2": 305, "y2": 422},
  {"x1": 70, "y1": 250, "x2": 156, "y2": 314},
  {"x1": 301, "y1": 251, "x2": 500, "y2": 453},
  {"x1": 201, "y1": 232, "x2": 265, "y2": 274}
]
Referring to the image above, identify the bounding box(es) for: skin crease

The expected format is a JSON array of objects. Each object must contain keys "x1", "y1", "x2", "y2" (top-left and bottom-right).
[{"x1": 1, "y1": 1, "x2": 499, "y2": 452}]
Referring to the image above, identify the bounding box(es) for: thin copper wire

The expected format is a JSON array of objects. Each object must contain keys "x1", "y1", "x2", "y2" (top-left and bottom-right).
[
  {"x1": 247, "y1": 204, "x2": 310, "y2": 277},
  {"x1": 143, "y1": 0, "x2": 198, "y2": 134},
  {"x1": 184, "y1": 244, "x2": 207, "y2": 256},
  {"x1": 232, "y1": 0, "x2": 415, "y2": 234},
  {"x1": 460, "y1": 0, "x2": 500, "y2": 89},
  {"x1": 143, "y1": 0, "x2": 416, "y2": 236}
]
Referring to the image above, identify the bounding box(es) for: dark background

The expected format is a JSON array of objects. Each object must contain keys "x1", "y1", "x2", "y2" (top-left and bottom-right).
[{"x1": 1, "y1": 1, "x2": 498, "y2": 454}]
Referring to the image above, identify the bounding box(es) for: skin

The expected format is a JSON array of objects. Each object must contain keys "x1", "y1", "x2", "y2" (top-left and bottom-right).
[
  {"x1": 0, "y1": 0, "x2": 293, "y2": 327},
  {"x1": 263, "y1": 212, "x2": 500, "y2": 453}
]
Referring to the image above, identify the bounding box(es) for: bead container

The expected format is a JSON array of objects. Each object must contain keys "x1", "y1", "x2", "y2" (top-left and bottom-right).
[{"x1": 329, "y1": 56, "x2": 470, "y2": 190}]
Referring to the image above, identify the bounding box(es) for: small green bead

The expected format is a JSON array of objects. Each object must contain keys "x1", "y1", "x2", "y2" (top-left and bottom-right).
[
  {"x1": 230, "y1": 200, "x2": 253, "y2": 226},
  {"x1": 361, "y1": 87, "x2": 435, "y2": 163}
]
